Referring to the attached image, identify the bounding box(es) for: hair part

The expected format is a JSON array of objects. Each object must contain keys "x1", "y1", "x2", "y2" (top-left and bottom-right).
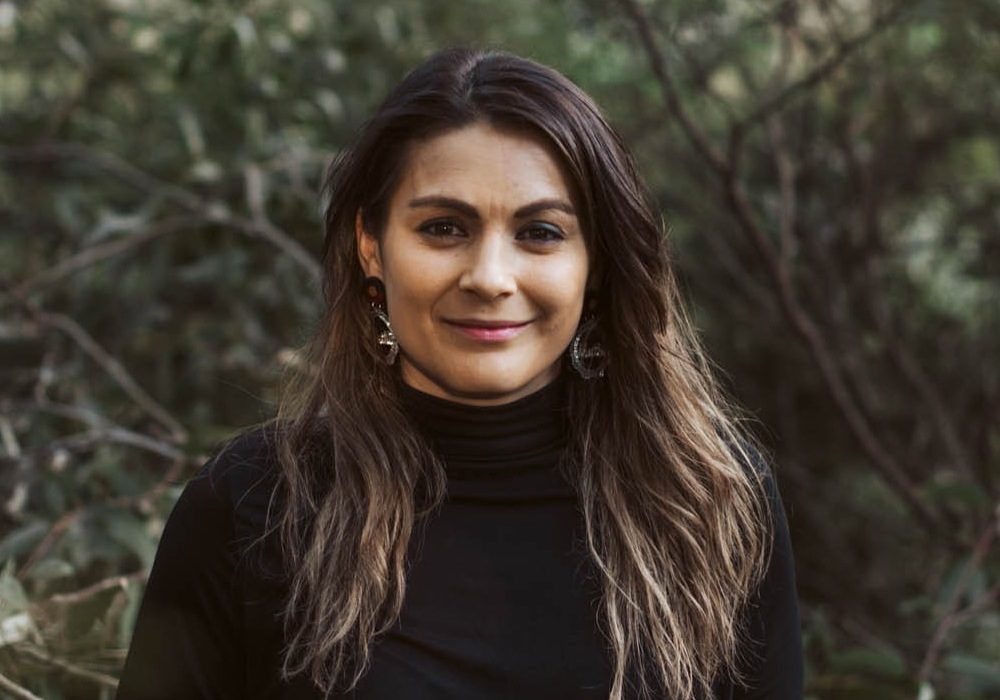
[{"x1": 263, "y1": 46, "x2": 774, "y2": 699}]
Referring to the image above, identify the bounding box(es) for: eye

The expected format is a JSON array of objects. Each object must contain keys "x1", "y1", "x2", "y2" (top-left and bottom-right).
[
  {"x1": 418, "y1": 219, "x2": 465, "y2": 238},
  {"x1": 518, "y1": 224, "x2": 565, "y2": 243}
]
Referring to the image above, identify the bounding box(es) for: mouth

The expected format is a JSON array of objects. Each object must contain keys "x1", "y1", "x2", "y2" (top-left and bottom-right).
[{"x1": 443, "y1": 319, "x2": 532, "y2": 342}]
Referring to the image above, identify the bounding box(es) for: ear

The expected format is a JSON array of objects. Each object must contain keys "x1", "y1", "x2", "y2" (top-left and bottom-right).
[{"x1": 355, "y1": 209, "x2": 383, "y2": 278}]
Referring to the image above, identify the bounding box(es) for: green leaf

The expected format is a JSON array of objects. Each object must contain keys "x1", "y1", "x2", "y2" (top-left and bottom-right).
[
  {"x1": 0, "y1": 559, "x2": 29, "y2": 615},
  {"x1": 0, "y1": 611, "x2": 36, "y2": 647},
  {"x1": 104, "y1": 512, "x2": 158, "y2": 569},
  {"x1": 0, "y1": 520, "x2": 49, "y2": 564},
  {"x1": 941, "y1": 654, "x2": 1000, "y2": 689},
  {"x1": 25, "y1": 557, "x2": 76, "y2": 583},
  {"x1": 936, "y1": 557, "x2": 988, "y2": 609}
]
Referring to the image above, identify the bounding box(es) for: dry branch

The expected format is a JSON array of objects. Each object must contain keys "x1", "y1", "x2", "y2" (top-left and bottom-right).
[
  {"x1": 614, "y1": 0, "x2": 943, "y2": 532},
  {"x1": 734, "y1": 2, "x2": 909, "y2": 138},
  {"x1": 9, "y1": 294, "x2": 188, "y2": 444},
  {"x1": 13, "y1": 645, "x2": 119, "y2": 691},
  {"x1": 44, "y1": 571, "x2": 148, "y2": 607},
  {"x1": 917, "y1": 507, "x2": 1000, "y2": 684},
  {"x1": 0, "y1": 672, "x2": 44, "y2": 700},
  {"x1": 12, "y1": 215, "x2": 206, "y2": 297},
  {"x1": 0, "y1": 143, "x2": 322, "y2": 283}
]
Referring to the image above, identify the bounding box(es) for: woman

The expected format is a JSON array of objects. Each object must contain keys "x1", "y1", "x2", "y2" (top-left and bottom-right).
[{"x1": 116, "y1": 47, "x2": 803, "y2": 699}]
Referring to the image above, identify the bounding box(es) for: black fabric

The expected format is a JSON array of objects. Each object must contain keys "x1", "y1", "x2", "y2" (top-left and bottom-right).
[{"x1": 116, "y1": 373, "x2": 803, "y2": 699}]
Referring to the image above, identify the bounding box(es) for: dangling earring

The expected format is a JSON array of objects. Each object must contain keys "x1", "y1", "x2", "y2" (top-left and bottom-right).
[
  {"x1": 569, "y1": 292, "x2": 608, "y2": 379},
  {"x1": 364, "y1": 276, "x2": 399, "y2": 365}
]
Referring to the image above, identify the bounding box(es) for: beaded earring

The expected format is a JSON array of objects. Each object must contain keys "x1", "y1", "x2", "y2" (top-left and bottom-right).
[
  {"x1": 569, "y1": 292, "x2": 608, "y2": 379},
  {"x1": 364, "y1": 276, "x2": 399, "y2": 365}
]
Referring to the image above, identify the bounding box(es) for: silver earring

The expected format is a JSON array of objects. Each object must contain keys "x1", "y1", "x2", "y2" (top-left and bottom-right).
[
  {"x1": 569, "y1": 298, "x2": 608, "y2": 380},
  {"x1": 364, "y1": 276, "x2": 398, "y2": 365},
  {"x1": 371, "y1": 306, "x2": 399, "y2": 366}
]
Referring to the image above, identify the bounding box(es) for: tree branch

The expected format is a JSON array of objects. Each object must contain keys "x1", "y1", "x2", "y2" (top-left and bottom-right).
[
  {"x1": 12, "y1": 645, "x2": 119, "y2": 691},
  {"x1": 0, "y1": 672, "x2": 44, "y2": 700},
  {"x1": 734, "y1": 1, "x2": 909, "y2": 139},
  {"x1": 614, "y1": 0, "x2": 729, "y2": 176},
  {"x1": 12, "y1": 215, "x2": 206, "y2": 297},
  {"x1": 42, "y1": 570, "x2": 147, "y2": 607},
  {"x1": 7, "y1": 400, "x2": 186, "y2": 461},
  {"x1": 7, "y1": 292, "x2": 188, "y2": 443},
  {"x1": 834, "y1": 107, "x2": 984, "y2": 490},
  {"x1": 0, "y1": 143, "x2": 323, "y2": 283},
  {"x1": 917, "y1": 507, "x2": 1000, "y2": 684},
  {"x1": 615, "y1": 0, "x2": 943, "y2": 532}
]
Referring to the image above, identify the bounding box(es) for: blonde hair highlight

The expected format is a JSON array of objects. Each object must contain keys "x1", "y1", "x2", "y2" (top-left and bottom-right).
[{"x1": 255, "y1": 47, "x2": 774, "y2": 700}]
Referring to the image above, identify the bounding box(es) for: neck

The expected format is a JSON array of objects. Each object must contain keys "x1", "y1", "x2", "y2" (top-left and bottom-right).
[
  {"x1": 398, "y1": 371, "x2": 569, "y2": 471},
  {"x1": 398, "y1": 364, "x2": 563, "y2": 407}
]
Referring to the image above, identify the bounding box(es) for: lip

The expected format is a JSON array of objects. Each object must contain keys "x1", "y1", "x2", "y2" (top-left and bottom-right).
[{"x1": 444, "y1": 319, "x2": 532, "y2": 342}]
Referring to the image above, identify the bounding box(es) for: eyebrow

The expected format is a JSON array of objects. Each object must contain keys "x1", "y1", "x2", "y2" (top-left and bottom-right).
[{"x1": 407, "y1": 195, "x2": 576, "y2": 219}]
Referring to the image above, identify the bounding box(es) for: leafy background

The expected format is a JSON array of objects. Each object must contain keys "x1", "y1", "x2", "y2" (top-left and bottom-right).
[{"x1": 1, "y1": 0, "x2": 997, "y2": 698}]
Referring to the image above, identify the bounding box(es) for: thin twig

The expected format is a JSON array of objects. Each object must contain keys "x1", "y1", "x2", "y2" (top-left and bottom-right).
[
  {"x1": 40, "y1": 310, "x2": 186, "y2": 441},
  {"x1": 17, "y1": 452, "x2": 190, "y2": 578},
  {"x1": 43, "y1": 571, "x2": 148, "y2": 607},
  {"x1": 948, "y1": 580, "x2": 1000, "y2": 629},
  {"x1": 0, "y1": 142, "x2": 322, "y2": 282},
  {"x1": 231, "y1": 212, "x2": 322, "y2": 281},
  {"x1": 4, "y1": 399, "x2": 112, "y2": 429},
  {"x1": 734, "y1": 2, "x2": 909, "y2": 137},
  {"x1": 0, "y1": 143, "x2": 200, "y2": 210},
  {"x1": 16, "y1": 508, "x2": 82, "y2": 578},
  {"x1": 6, "y1": 398, "x2": 193, "y2": 463},
  {"x1": 0, "y1": 672, "x2": 44, "y2": 700},
  {"x1": 766, "y1": 114, "x2": 798, "y2": 273},
  {"x1": 614, "y1": 0, "x2": 942, "y2": 532},
  {"x1": 37, "y1": 426, "x2": 188, "y2": 462},
  {"x1": 833, "y1": 112, "x2": 983, "y2": 489},
  {"x1": 917, "y1": 507, "x2": 1000, "y2": 684},
  {"x1": 6, "y1": 291, "x2": 187, "y2": 443},
  {"x1": 613, "y1": 0, "x2": 728, "y2": 175},
  {"x1": 13, "y1": 215, "x2": 206, "y2": 297},
  {"x1": 13, "y1": 645, "x2": 119, "y2": 690}
]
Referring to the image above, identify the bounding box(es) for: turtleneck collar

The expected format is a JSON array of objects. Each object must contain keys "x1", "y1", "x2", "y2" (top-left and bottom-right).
[{"x1": 398, "y1": 372, "x2": 570, "y2": 473}]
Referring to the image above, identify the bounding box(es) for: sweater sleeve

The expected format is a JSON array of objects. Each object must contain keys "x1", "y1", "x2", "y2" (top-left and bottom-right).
[
  {"x1": 732, "y1": 462, "x2": 805, "y2": 699},
  {"x1": 116, "y1": 450, "x2": 246, "y2": 700}
]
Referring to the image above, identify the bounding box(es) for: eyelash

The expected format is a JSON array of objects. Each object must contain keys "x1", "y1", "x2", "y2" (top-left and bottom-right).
[{"x1": 418, "y1": 219, "x2": 565, "y2": 243}]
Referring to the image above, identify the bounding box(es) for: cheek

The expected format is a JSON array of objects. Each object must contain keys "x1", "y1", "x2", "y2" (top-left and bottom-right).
[
  {"x1": 529, "y1": 259, "x2": 588, "y2": 322},
  {"x1": 384, "y1": 249, "x2": 453, "y2": 316},
  {"x1": 535, "y1": 286, "x2": 583, "y2": 336}
]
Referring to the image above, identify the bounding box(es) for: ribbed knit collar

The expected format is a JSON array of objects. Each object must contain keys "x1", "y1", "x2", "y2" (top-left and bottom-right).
[{"x1": 398, "y1": 373, "x2": 569, "y2": 473}]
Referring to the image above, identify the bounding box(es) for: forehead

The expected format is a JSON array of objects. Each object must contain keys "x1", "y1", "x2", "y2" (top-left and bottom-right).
[{"x1": 391, "y1": 122, "x2": 578, "y2": 207}]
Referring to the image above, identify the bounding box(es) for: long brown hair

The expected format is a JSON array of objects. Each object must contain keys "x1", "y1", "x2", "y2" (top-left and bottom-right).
[{"x1": 265, "y1": 47, "x2": 774, "y2": 700}]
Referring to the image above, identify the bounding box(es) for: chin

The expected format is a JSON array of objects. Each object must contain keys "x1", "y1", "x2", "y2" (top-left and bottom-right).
[
  {"x1": 401, "y1": 349, "x2": 558, "y2": 402},
  {"x1": 440, "y1": 373, "x2": 529, "y2": 400}
]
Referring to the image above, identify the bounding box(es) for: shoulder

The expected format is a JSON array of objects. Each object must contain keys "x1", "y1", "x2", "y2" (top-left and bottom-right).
[
  {"x1": 153, "y1": 424, "x2": 289, "y2": 586},
  {"x1": 725, "y1": 433, "x2": 792, "y2": 559},
  {"x1": 191, "y1": 423, "x2": 288, "y2": 553},
  {"x1": 719, "y1": 430, "x2": 796, "y2": 609},
  {"x1": 726, "y1": 437, "x2": 804, "y2": 695},
  {"x1": 719, "y1": 428, "x2": 786, "y2": 509},
  {"x1": 194, "y1": 423, "x2": 282, "y2": 509},
  {"x1": 119, "y1": 434, "x2": 275, "y2": 696}
]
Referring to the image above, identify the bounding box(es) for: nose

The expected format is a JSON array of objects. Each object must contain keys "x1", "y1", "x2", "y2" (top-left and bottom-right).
[{"x1": 457, "y1": 231, "x2": 518, "y2": 300}]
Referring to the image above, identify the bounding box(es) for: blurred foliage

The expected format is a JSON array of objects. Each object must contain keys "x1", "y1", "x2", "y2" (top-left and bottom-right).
[{"x1": 1, "y1": 0, "x2": 998, "y2": 698}]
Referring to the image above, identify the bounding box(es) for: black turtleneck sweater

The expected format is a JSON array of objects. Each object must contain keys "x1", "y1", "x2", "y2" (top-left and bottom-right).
[{"x1": 116, "y1": 375, "x2": 803, "y2": 699}]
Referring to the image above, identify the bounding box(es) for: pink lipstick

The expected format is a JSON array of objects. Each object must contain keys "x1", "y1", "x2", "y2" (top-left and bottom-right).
[{"x1": 444, "y1": 320, "x2": 531, "y2": 342}]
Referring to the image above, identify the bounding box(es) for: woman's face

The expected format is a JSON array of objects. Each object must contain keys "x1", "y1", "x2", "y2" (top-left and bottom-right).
[{"x1": 356, "y1": 121, "x2": 591, "y2": 406}]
